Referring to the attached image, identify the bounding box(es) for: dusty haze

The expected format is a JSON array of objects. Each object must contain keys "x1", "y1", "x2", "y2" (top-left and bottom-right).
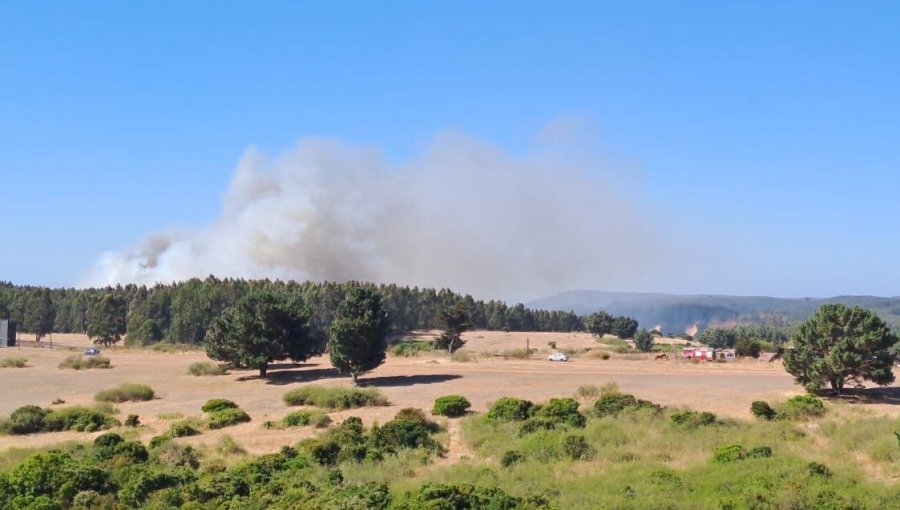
[{"x1": 83, "y1": 124, "x2": 674, "y2": 300}]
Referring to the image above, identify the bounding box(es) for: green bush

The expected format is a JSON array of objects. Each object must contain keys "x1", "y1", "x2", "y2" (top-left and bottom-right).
[
  {"x1": 593, "y1": 391, "x2": 661, "y2": 418},
  {"x1": 93, "y1": 432, "x2": 124, "y2": 449},
  {"x1": 670, "y1": 410, "x2": 717, "y2": 428},
  {"x1": 777, "y1": 394, "x2": 826, "y2": 421},
  {"x1": 201, "y1": 399, "x2": 239, "y2": 413},
  {"x1": 207, "y1": 408, "x2": 251, "y2": 430},
  {"x1": 747, "y1": 446, "x2": 773, "y2": 458},
  {"x1": 750, "y1": 400, "x2": 777, "y2": 421},
  {"x1": 533, "y1": 398, "x2": 585, "y2": 428},
  {"x1": 432, "y1": 395, "x2": 471, "y2": 417},
  {"x1": 2, "y1": 405, "x2": 50, "y2": 434},
  {"x1": 563, "y1": 435, "x2": 594, "y2": 460},
  {"x1": 390, "y1": 340, "x2": 434, "y2": 357},
  {"x1": 148, "y1": 421, "x2": 201, "y2": 449},
  {"x1": 124, "y1": 414, "x2": 140, "y2": 427},
  {"x1": 187, "y1": 362, "x2": 228, "y2": 376},
  {"x1": 808, "y1": 461, "x2": 833, "y2": 478},
  {"x1": 58, "y1": 355, "x2": 111, "y2": 370},
  {"x1": 713, "y1": 444, "x2": 746, "y2": 463},
  {"x1": 0, "y1": 357, "x2": 28, "y2": 368},
  {"x1": 282, "y1": 386, "x2": 389, "y2": 409},
  {"x1": 281, "y1": 410, "x2": 332, "y2": 428},
  {"x1": 500, "y1": 450, "x2": 525, "y2": 468},
  {"x1": 487, "y1": 397, "x2": 534, "y2": 422},
  {"x1": 394, "y1": 483, "x2": 523, "y2": 509},
  {"x1": 45, "y1": 406, "x2": 119, "y2": 432},
  {"x1": 518, "y1": 418, "x2": 558, "y2": 436},
  {"x1": 373, "y1": 419, "x2": 439, "y2": 451},
  {"x1": 94, "y1": 383, "x2": 155, "y2": 403}
]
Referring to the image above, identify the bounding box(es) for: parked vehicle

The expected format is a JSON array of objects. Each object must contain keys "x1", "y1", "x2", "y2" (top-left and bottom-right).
[
  {"x1": 548, "y1": 352, "x2": 569, "y2": 362},
  {"x1": 83, "y1": 347, "x2": 101, "y2": 356}
]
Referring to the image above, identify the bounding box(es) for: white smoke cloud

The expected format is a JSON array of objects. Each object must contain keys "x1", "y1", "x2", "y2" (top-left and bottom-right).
[{"x1": 83, "y1": 123, "x2": 669, "y2": 300}]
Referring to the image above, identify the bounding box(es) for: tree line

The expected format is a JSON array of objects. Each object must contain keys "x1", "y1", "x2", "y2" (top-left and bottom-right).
[{"x1": 0, "y1": 278, "x2": 595, "y2": 345}]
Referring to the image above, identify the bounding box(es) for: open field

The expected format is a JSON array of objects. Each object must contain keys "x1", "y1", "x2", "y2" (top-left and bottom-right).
[{"x1": 1, "y1": 330, "x2": 897, "y2": 459}]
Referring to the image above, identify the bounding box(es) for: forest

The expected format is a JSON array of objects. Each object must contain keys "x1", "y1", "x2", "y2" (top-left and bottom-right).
[{"x1": 0, "y1": 279, "x2": 588, "y2": 346}]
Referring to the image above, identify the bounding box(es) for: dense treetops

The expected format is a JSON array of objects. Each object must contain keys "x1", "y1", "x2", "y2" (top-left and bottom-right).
[
  {"x1": 0, "y1": 279, "x2": 597, "y2": 346},
  {"x1": 784, "y1": 304, "x2": 898, "y2": 394}
]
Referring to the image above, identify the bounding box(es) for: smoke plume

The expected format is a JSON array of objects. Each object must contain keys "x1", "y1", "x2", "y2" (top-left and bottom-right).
[{"x1": 83, "y1": 124, "x2": 666, "y2": 300}]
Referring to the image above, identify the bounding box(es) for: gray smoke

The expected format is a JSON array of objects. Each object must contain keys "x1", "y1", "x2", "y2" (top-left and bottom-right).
[{"x1": 83, "y1": 123, "x2": 667, "y2": 300}]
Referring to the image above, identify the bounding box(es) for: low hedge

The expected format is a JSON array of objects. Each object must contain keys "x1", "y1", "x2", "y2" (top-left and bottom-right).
[{"x1": 432, "y1": 395, "x2": 471, "y2": 417}]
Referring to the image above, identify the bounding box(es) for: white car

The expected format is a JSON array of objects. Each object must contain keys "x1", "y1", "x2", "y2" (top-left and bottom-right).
[
  {"x1": 548, "y1": 352, "x2": 569, "y2": 362},
  {"x1": 83, "y1": 347, "x2": 101, "y2": 356}
]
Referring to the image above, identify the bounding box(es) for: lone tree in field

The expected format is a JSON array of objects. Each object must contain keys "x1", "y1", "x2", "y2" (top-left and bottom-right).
[
  {"x1": 204, "y1": 290, "x2": 318, "y2": 378},
  {"x1": 633, "y1": 329, "x2": 654, "y2": 352},
  {"x1": 328, "y1": 287, "x2": 390, "y2": 385},
  {"x1": 783, "y1": 304, "x2": 898, "y2": 395},
  {"x1": 87, "y1": 293, "x2": 127, "y2": 348},
  {"x1": 435, "y1": 302, "x2": 471, "y2": 354}
]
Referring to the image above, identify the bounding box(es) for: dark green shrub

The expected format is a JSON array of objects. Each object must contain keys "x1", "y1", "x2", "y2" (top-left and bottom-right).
[
  {"x1": 374, "y1": 419, "x2": 438, "y2": 451},
  {"x1": 671, "y1": 410, "x2": 717, "y2": 428},
  {"x1": 518, "y1": 418, "x2": 557, "y2": 436},
  {"x1": 4, "y1": 405, "x2": 50, "y2": 434},
  {"x1": 750, "y1": 401, "x2": 777, "y2": 421},
  {"x1": 563, "y1": 435, "x2": 594, "y2": 460},
  {"x1": 93, "y1": 432, "x2": 124, "y2": 449},
  {"x1": 113, "y1": 441, "x2": 149, "y2": 463},
  {"x1": 282, "y1": 410, "x2": 332, "y2": 428},
  {"x1": 282, "y1": 386, "x2": 389, "y2": 409},
  {"x1": 432, "y1": 395, "x2": 471, "y2": 417},
  {"x1": 207, "y1": 408, "x2": 251, "y2": 429},
  {"x1": 124, "y1": 414, "x2": 140, "y2": 427},
  {"x1": 487, "y1": 397, "x2": 534, "y2": 422},
  {"x1": 593, "y1": 393, "x2": 637, "y2": 417},
  {"x1": 45, "y1": 407, "x2": 119, "y2": 432},
  {"x1": 327, "y1": 468, "x2": 344, "y2": 485},
  {"x1": 808, "y1": 461, "x2": 832, "y2": 478},
  {"x1": 534, "y1": 398, "x2": 585, "y2": 427},
  {"x1": 395, "y1": 483, "x2": 522, "y2": 509},
  {"x1": 713, "y1": 444, "x2": 746, "y2": 463},
  {"x1": 201, "y1": 399, "x2": 239, "y2": 413},
  {"x1": 747, "y1": 446, "x2": 773, "y2": 458},
  {"x1": 777, "y1": 394, "x2": 826, "y2": 420},
  {"x1": 500, "y1": 450, "x2": 525, "y2": 468},
  {"x1": 94, "y1": 383, "x2": 155, "y2": 403},
  {"x1": 310, "y1": 440, "x2": 342, "y2": 466}
]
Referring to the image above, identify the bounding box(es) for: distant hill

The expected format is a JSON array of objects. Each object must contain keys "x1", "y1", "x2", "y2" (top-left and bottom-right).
[{"x1": 527, "y1": 290, "x2": 900, "y2": 334}]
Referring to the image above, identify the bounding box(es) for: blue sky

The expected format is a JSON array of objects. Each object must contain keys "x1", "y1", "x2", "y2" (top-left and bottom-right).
[{"x1": 2, "y1": 1, "x2": 899, "y2": 297}]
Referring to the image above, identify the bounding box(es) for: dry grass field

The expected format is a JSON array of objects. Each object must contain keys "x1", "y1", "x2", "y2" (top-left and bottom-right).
[{"x1": 1, "y1": 330, "x2": 897, "y2": 458}]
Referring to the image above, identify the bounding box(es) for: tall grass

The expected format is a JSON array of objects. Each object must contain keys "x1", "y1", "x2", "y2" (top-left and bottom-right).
[
  {"x1": 282, "y1": 385, "x2": 389, "y2": 409},
  {"x1": 188, "y1": 362, "x2": 228, "y2": 376},
  {"x1": 0, "y1": 357, "x2": 28, "y2": 368},
  {"x1": 449, "y1": 350, "x2": 476, "y2": 362},
  {"x1": 94, "y1": 383, "x2": 155, "y2": 403},
  {"x1": 58, "y1": 354, "x2": 111, "y2": 370}
]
